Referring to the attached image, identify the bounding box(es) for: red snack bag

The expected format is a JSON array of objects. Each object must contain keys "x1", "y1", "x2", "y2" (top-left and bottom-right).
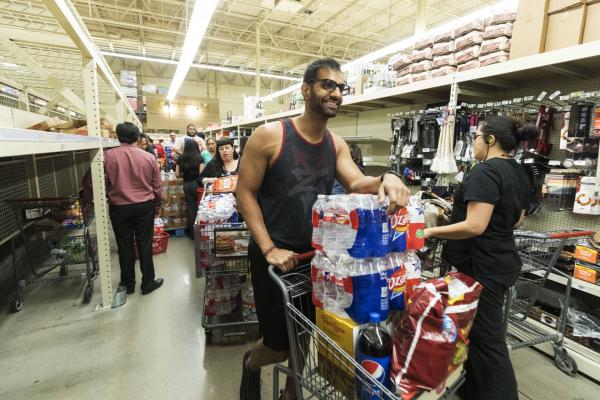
[{"x1": 391, "y1": 273, "x2": 482, "y2": 395}]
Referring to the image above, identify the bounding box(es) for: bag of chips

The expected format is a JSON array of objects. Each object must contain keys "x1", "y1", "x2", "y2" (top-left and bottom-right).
[{"x1": 391, "y1": 273, "x2": 482, "y2": 396}]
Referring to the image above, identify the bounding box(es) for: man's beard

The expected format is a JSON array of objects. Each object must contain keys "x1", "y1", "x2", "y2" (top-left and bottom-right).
[{"x1": 309, "y1": 95, "x2": 339, "y2": 118}]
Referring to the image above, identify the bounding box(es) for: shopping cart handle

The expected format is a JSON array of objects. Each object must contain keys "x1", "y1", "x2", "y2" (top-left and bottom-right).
[
  {"x1": 295, "y1": 251, "x2": 315, "y2": 261},
  {"x1": 514, "y1": 230, "x2": 595, "y2": 239}
]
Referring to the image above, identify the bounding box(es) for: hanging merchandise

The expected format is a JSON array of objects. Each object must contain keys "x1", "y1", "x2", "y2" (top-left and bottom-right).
[
  {"x1": 431, "y1": 110, "x2": 458, "y2": 174},
  {"x1": 535, "y1": 105, "x2": 555, "y2": 155}
]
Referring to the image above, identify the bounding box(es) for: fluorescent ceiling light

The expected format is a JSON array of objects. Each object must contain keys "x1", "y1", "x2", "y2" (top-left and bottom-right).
[
  {"x1": 1, "y1": 62, "x2": 19, "y2": 68},
  {"x1": 167, "y1": 0, "x2": 219, "y2": 101},
  {"x1": 101, "y1": 52, "x2": 301, "y2": 82},
  {"x1": 262, "y1": 0, "x2": 518, "y2": 101}
]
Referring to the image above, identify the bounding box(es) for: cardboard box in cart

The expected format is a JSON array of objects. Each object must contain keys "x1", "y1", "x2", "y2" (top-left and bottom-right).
[{"x1": 316, "y1": 308, "x2": 359, "y2": 399}]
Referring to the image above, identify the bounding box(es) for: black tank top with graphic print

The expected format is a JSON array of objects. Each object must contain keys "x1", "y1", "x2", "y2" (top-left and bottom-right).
[{"x1": 257, "y1": 117, "x2": 337, "y2": 252}]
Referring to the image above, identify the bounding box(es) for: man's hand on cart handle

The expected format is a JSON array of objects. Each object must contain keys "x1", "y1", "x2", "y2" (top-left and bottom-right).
[
  {"x1": 266, "y1": 249, "x2": 315, "y2": 273},
  {"x1": 379, "y1": 172, "x2": 411, "y2": 215}
]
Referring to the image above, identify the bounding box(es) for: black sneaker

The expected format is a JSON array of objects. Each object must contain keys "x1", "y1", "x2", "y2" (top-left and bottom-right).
[{"x1": 240, "y1": 351, "x2": 261, "y2": 400}]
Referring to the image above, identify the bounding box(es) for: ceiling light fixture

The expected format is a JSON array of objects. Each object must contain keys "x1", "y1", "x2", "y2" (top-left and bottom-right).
[
  {"x1": 261, "y1": 0, "x2": 518, "y2": 102},
  {"x1": 166, "y1": 0, "x2": 219, "y2": 101},
  {"x1": 101, "y1": 51, "x2": 302, "y2": 82}
]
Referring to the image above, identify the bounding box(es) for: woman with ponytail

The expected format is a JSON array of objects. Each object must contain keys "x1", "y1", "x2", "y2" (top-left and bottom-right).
[{"x1": 424, "y1": 116, "x2": 537, "y2": 400}]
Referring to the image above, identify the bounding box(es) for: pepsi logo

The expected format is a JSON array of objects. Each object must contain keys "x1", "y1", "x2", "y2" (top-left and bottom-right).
[{"x1": 361, "y1": 359, "x2": 385, "y2": 381}]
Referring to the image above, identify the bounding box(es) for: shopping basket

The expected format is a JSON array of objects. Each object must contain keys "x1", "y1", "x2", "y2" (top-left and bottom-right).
[
  {"x1": 268, "y1": 255, "x2": 465, "y2": 400},
  {"x1": 134, "y1": 231, "x2": 170, "y2": 259},
  {"x1": 504, "y1": 229, "x2": 594, "y2": 376}
]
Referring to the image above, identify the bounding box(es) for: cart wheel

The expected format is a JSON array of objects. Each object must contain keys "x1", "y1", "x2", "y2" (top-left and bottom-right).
[
  {"x1": 59, "y1": 265, "x2": 67, "y2": 277},
  {"x1": 554, "y1": 349, "x2": 578, "y2": 376},
  {"x1": 83, "y1": 285, "x2": 93, "y2": 304},
  {"x1": 10, "y1": 294, "x2": 24, "y2": 313}
]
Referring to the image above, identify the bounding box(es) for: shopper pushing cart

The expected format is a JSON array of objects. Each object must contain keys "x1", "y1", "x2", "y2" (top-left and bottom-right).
[{"x1": 236, "y1": 57, "x2": 410, "y2": 400}]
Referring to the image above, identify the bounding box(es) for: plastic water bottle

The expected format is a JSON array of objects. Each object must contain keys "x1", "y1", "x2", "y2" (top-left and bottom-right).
[
  {"x1": 374, "y1": 257, "x2": 390, "y2": 321},
  {"x1": 386, "y1": 252, "x2": 407, "y2": 311},
  {"x1": 322, "y1": 196, "x2": 338, "y2": 254},
  {"x1": 372, "y1": 201, "x2": 390, "y2": 258},
  {"x1": 311, "y1": 251, "x2": 325, "y2": 308},
  {"x1": 335, "y1": 256, "x2": 353, "y2": 310},
  {"x1": 348, "y1": 195, "x2": 375, "y2": 259},
  {"x1": 334, "y1": 195, "x2": 356, "y2": 256},
  {"x1": 321, "y1": 254, "x2": 338, "y2": 313},
  {"x1": 404, "y1": 250, "x2": 422, "y2": 305},
  {"x1": 311, "y1": 195, "x2": 327, "y2": 250}
]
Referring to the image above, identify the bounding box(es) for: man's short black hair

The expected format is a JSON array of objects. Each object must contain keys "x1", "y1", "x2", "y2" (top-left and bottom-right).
[
  {"x1": 303, "y1": 58, "x2": 342, "y2": 83},
  {"x1": 116, "y1": 122, "x2": 140, "y2": 144}
]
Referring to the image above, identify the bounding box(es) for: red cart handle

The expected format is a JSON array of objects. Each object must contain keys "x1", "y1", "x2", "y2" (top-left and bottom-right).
[
  {"x1": 295, "y1": 251, "x2": 315, "y2": 261},
  {"x1": 547, "y1": 230, "x2": 595, "y2": 239}
]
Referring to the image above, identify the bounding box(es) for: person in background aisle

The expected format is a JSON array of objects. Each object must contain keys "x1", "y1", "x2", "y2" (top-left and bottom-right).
[
  {"x1": 201, "y1": 137, "x2": 217, "y2": 165},
  {"x1": 104, "y1": 122, "x2": 164, "y2": 295},
  {"x1": 138, "y1": 133, "x2": 157, "y2": 159},
  {"x1": 147, "y1": 137, "x2": 157, "y2": 156},
  {"x1": 176, "y1": 123, "x2": 206, "y2": 155},
  {"x1": 166, "y1": 132, "x2": 178, "y2": 171},
  {"x1": 236, "y1": 57, "x2": 410, "y2": 400},
  {"x1": 176, "y1": 140, "x2": 204, "y2": 239},
  {"x1": 155, "y1": 138, "x2": 166, "y2": 169},
  {"x1": 197, "y1": 138, "x2": 239, "y2": 186},
  {"x1": 331, "y1": 143, "x2": 364, "y2": 194},
  {"x1": 423, "y1": 116, "x2": 536, "y2": 400}
]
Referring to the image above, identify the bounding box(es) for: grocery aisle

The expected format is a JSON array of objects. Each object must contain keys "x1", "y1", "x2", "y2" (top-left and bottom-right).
[{"x1": 0, "y1": 237, "x2": 597, "y2": 400}]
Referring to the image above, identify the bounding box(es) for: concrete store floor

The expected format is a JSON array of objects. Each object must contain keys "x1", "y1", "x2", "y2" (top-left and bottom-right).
[{"x1": 0, "y1": 237, "x2": 598, "y2": 400}]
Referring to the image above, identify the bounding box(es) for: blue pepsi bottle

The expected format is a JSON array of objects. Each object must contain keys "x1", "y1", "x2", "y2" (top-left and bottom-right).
[{"x1": 356, "y1": 312, "x2": 393, "y2": 400}]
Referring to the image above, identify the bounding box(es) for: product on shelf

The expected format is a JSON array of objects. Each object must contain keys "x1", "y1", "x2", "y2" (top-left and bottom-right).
[
  {"x1": 480, "y1": 36, "x2": 511, "y2": 56},
  {"x1": 414, "y1": 37, "x2": 432, "y2": 50},
  {"x1": 411, "y1": 71, "x2": 431, "y2": 82},
  {"x1": 457, "y1": 59, "x2": 480, "y2": 72},
  {"x1": 391, "y1": 54, "x2": 413, "y2": 71},
  {"x1": 396, "y1": 74, "x2": 412, "y2": 86},
  {"x1": 411, "y1": 47, "x2": 433, "y2": 62},
  {"x1": 574, "y1": 262, "x2": 600, "y2": 284},
  {"x1": 432, "y1": 54, "x2": 456, "y2": 68},
  {"x1": 479, "y1": 50, "x2": 510, "y2": 66},
  {"x1": 455, "y1": 45, "x2": 481, "y2": 64},
  {"x1": 431, "y1": 66, "x2": 456, "y2": 78},
  {"x1": 432, "y1": 40, "x2": 455, "y2": 56},
  {"x1": 454, "y1": 18, "x2": 484, "y2": 37},
  {"x1": 396, "y1": 66, "x2": 411, "y2": 77},
  {"x1": 409, "y1": 60, "x2": 432, "y2": 74},
  {"x1": 454, "y1": 30, "x2": 484, "y2": 51},
  {"x1": 486, "y1": 11, "x2": 517, "y2": 25},
  {"x1": 433, "y1": 30, "x2": 454, "y2": 44},
  {"x1": 483, "y1": 22, "x2": 513, "y2": 39},
  {"x1": 573, "y1": 176, "x2": 600, "y2": 215}
]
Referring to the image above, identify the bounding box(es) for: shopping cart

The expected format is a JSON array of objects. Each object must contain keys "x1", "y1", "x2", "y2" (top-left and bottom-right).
[
  {"x1": 6, "y1": 196, "x2": 99, "y2": 311},
  {"x1": 268, "y1": 254, "x2": 466, "y2": 400},
  {"x1": 504, "y1": 229, "x2": 594, "y2": 376}
]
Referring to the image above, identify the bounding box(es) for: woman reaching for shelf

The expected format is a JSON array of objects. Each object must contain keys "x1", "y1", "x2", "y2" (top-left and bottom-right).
[
  {"x1": 198, "y1": 138, "x2": 240, "y2": 186},
  {"x1": 423, "y1": 116, "x2": 536, "y2": 400}
]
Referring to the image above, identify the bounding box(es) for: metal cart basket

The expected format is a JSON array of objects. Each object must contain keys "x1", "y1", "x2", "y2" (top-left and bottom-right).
[
  {"x1": 195, "y1": 183, "x2": 257, "y2": 345},
  {"x1": 6, "y1": 196, "x2": 98, "y2": 312},
  {"x1": 504, "y1": 229, "x2": 594, "y2": 376},
  {"x1": 268, "y1": 261, "x2": 466, "y2": 400}
]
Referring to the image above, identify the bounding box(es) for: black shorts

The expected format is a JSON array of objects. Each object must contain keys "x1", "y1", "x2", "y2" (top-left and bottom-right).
[{"x1": 248, "y1": 241, "x2": 315, "y2": 352}]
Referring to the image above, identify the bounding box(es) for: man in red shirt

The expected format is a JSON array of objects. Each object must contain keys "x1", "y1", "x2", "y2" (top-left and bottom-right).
[
  {"x1": 155, "y1": 138, "x2": 166, "y2": 168},
  {"x1": 104, "y1": 122, "x2": 164, "y2": 295}
]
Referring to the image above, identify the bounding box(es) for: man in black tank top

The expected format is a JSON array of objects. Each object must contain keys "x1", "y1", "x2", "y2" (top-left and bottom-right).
[{"x1": 237, "y1": 58, "x2": 410, "y2": 400}]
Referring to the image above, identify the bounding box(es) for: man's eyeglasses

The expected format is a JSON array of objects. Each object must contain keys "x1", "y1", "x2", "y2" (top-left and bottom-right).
[{"x1": 307, "y1": 79, "x2": 351, "y2": 96}]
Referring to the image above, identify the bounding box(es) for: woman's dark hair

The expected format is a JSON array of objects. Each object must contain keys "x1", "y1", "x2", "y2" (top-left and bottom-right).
[
  {"x1": 303, "y1": 58, "x2": 342, "y2": 83},
  {"x1": 179, "y1": 139, "x2": 202, "y2": 176},
  {"x1": 479, "y1": 116, "x2": 538, "y2": 152},
  {"x1": 116, "y1": 122, "x2": 140, "y2": 144},
  {"x1": 349, "y1": 143, "x2": 364, "y2": 170},
  {"x1": 214, "y1": 138, "x2": 239, "y2": 169}
]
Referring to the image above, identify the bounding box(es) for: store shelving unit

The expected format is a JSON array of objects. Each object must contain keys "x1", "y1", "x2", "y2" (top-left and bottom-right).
[
  {"x1": 0, "y1": 1, "x2": 142, "y2": 310},
  {"x1": 531, "y1": 270, "x2": 600, "y2": 299}
]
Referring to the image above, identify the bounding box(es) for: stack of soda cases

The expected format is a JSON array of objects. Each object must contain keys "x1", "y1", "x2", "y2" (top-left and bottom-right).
[{"x1": 310, "y1": 194, "x2": 425, "y2": 399}]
